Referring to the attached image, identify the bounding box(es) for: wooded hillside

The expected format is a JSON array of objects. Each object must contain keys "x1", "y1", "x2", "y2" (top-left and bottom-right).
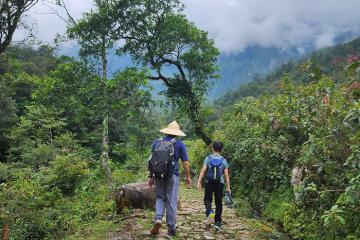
[
  {"x1": 218, "y1": 37, "x2": 360, "y2": 106},
  {"x1": 0, "y1": 0, "x2": 359, "y2": 239}
]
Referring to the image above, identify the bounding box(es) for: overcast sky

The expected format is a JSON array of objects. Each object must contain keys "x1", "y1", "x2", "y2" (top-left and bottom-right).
[{"x1": 15, "y1": 0, "x2": 360, "y2": 53}]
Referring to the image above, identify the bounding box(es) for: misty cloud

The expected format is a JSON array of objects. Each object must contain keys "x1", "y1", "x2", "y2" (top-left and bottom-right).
[
  {"x1": 183, "y1": 0, "x2": 360, "y2": 52},
  {"x1": 14, "y1": 0, "x2": 94, "y2": 44},
  {"x1": 15, "y1": 0, "x2": 360, "y2": 53}
]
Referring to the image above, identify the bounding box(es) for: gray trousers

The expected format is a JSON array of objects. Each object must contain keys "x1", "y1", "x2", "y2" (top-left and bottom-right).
[{"x1": 154, "y1": 174, "x2": 180, "y2": 230}]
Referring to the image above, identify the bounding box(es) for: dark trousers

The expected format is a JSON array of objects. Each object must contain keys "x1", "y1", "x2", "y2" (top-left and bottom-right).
[{"x1": 204, "y1": 182, "x2": 224, "y2": 223}]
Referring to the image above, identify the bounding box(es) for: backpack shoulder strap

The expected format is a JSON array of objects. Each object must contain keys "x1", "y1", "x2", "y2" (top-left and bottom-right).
[
  {"x1": 207, "y1": 155, "x2": 215, "y2": 166},
  {"x1": 152, "y1": 139, "x2": 163, "y2": 152},
  {"x1": 169, "y1": 138, "x2": 177, "y2": 156},
  {"x1": 208, "y1": 155, "x2": 221, "y2": 161}
]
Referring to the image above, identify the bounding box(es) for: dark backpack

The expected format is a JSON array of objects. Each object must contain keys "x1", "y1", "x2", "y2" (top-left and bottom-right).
[
  {"x1": 148, "y1": 139, "x2": 176, "y2": 179},
  {"x1": 206, "y1": 156, "x2": 224, "y2": 183}
]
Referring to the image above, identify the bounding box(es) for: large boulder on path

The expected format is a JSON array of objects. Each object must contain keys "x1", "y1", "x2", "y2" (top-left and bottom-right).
[{"x1": 115, "y1": 182, "x2": 156, "y2": 213}]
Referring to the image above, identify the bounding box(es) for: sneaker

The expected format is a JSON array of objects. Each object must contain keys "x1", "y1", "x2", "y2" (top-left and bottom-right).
[
  {"x1": 150, "y1": 219, "x2": 162, "y2": 236},
  {"x1": 207, "y1": 211, "x2": 215, "y2": 221},
  {"x1": 206, "y1": 211, "x2": 215, "y2": 226},
  {"x1": 167, "y1": 228, "x2": 176, "y2": 237},
  {"x1": 214, "y1": 222, "x2": 221, "y2": 231}
]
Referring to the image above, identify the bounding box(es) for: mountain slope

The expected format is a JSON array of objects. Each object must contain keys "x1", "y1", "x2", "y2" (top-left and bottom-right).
[
  {"x1": 217, "y1": 37, "x2": 360, "y2": 105},
  {"x1": 208, "y1": 46, "x2": 305, "y2": 99}
]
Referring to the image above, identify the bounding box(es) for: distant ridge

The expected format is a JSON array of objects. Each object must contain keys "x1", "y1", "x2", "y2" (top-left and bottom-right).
[{"x1": 216, "y1": 37, "x2": 360, "y2": 105}]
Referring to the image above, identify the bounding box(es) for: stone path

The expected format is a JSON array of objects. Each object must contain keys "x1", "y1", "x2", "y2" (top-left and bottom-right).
[{"x1": 109, "y1": 185, "x2": 269, "y2": 240}]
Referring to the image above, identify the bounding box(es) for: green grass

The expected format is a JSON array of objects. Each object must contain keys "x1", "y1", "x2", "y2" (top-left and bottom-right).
[{"x1": 64, "y1": 220, "x2": 119, "y2": 240}]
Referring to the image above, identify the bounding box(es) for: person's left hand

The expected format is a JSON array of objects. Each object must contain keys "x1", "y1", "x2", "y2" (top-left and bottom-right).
[
  {"x1": 185, "y1": 177, "x2": 192, "y2": 188},
  {"x1": 197, "y1": 182, "x2": 202, "y2": 191},
  {"x1": 148, "y1": 177, "x2": 154, "y2": 188}
]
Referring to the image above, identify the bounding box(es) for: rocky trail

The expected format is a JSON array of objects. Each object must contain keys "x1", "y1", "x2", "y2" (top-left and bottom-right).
[{"x1": 109, "y1": 185, "x2": 283, "y2": 240}]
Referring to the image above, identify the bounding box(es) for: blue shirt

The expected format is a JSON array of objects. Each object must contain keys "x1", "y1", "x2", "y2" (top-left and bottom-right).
[
  {"x1": 152, "y1": 136, "x2": 188, "y2": 175},
  {"x1": 203, "y1": 154, "x2": 228, "y2": 184}
]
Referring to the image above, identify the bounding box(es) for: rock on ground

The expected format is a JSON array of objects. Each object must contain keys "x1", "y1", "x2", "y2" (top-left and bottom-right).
[{"x1": 109, "y1": 183, "x2": 280, "y2": 240}]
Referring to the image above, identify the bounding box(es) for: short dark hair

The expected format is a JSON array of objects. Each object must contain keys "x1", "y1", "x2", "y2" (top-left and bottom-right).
[{"x1": 212, "y1": 141, "x2": 223, "y2": 152}]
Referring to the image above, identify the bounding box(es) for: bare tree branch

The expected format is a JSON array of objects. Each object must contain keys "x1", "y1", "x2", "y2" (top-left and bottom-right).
[
  {"x1": 39, "y1": 0, "x2": 76, "y2": 26},
  {"x1": 0, "y1": 0, "x2": 39, "y2": 54}
]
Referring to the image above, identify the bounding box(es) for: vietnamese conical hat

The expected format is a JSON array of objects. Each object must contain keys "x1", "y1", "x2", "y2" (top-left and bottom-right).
[{"x1": 159, "y1": 121, "x2": 186, "y2": 137}]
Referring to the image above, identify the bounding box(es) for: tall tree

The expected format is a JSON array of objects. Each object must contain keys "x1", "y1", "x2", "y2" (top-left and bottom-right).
[
  {"x1": 107, "y1": 68, "x2": 154, "y2": 160},
  {"x1": 0, "y1": 75, "x2": 18, "y2": 161},
  {"x1": 33, "y1": 61, "x2": 103, "y2": 150},
  {"x1": 67, "y1": 2, "x2": 112, "y2": 184},
  {"x1": 118, "y1": 0, "x2": 219, "y2": 145},
  {"x1": 66, "y1": 0, "x2": 134, "y2": 185},
  {"x1": 0, "y1": 0, "x2": 38, "y2": 54}
]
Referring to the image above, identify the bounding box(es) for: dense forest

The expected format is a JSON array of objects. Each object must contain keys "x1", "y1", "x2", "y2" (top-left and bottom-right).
[
  {"x1": 1, "y1": 0, "x2": 360, "y2": 239},
  {"x1": 211, "y1": 69, "x2": 360, "y2": 239},
  {"x1": 0, "y1": 43, "x2": 162, "y2": 239}
]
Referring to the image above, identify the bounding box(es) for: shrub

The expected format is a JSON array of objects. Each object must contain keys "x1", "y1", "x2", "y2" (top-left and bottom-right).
[{"x1": 205, "y1": 76, "x2": 360, "y2": 239}]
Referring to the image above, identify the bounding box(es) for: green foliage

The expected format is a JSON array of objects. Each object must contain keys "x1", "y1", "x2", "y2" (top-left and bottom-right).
[
  {"x1": 8, "y1": 105, "x2": 66, "y2": 166},
  {"x1": 346, "y1": 60, "x2": 360, "y2": 79},
  {"x1": 34, "y1": 61, "x2": 103, "y2": 151},
  {"x1": 1, "y1": 117, "x2": 126, "y2": 239},
  {"x1": 66, "y1": 0, "x2": 133, "y2": 62},
  {"x1": 187, "y1": 139, "x2": 210, "y2": 173},
  {"x1": 234, "y1": 196, "x2": 253, "y2": 218},
  {"x1": 0, "y1": 1, "x2": 219, "y2": 238},
  {"x1": 263, "y1": 187, "x2": 294, "y2": 223},
  {"x1": 118, "y1": 0, "x2": 219, "y2": 145},
  {"x1": 213, "y1": 72, "x2": 360, "y2": 239},
  {"x1": 0, "y1": 47, "x2": 62, "y2": 165},
  {"x1": 0, "y1": 167, "x2": 115, "y2": 240},
  {"x1": 0, "y1": 45, "x2": 68, "y2": 76},
  {"x1": 107, "y1": 68, "x2": 155, "y2": 161},
  {"x1": 112, "y1": 168, "x2": 139, "y2": 187},
  {"x1": 42, "y1": 154, "x2": 90, "y2": 195},
  {"x1": 0, "y1": 176, "x2": 65, "y2": 239},
  {"x1": 0, "y1": 75, "x2": 18, "y2": 161},
  {"x1": 0, "y1": 55, "x2": 151, "y2": 239},
  {"x1": 321, "y1": 205, "x2": 346, "y2": 226}
]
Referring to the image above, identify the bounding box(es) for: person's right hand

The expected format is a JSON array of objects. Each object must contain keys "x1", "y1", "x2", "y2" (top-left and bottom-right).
[
  {"x1": 197, "y1": 182, "x2": 202, "y2": 191},
  {"x1": 148, "y1": 177, "x2": 154, "y2": 188},
  {"x1": 185, "y1": 177, "x2": 192, "y2": 189}
]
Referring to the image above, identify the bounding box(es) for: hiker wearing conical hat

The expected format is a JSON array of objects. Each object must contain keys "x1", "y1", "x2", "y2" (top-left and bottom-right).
[{"x1": 148, "y1": 121, "x2": 192, "y2": 237}]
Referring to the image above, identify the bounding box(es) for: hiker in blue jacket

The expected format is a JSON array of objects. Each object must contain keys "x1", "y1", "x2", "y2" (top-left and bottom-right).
[
  {"x1": 148, "y1": 121, "x2": 192, "y2": 237},
  {"x1": 197, "y1": 141, "x2": 231, "y2": 230}
]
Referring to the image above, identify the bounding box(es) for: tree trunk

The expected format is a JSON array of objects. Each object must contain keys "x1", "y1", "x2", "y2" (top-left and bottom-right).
[
  {"x1": 101, "y1": 115, "x2": 112, "y2": 183},
  {"x1": 148, "y1": 57, "x2": 212, "y2": 146},
  {"x1": 188, "y1": 95, "x2": 212, "y2": 146},
  {"x1": 194, "y1": 124, "x2": 212, "y2": 146},
  {"x1": 2, "y1": 224, "x2": 9, "y2": 240},
  {"x1": 101, "y1": 36, "x2": 112, "y2": 186}
]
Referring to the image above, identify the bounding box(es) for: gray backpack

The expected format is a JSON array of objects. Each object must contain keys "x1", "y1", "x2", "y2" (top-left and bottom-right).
[{"x1": 148, "y1": 139, "x2": 176, "y2": 179}]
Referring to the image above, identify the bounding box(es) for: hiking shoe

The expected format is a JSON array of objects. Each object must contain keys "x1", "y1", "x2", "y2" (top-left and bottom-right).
[
  {"x1": 167, "y1": 228, "x2": 176, "y2": 237},
  {"x1": 214, "y1": 222, "x2": 221, "y2": 231},
  {"x1": 150, "y1": 219, "x2": 162, "y2": 235},
  {"x1": 205, "y1": 211, "x2": 215, "y2": 227},
  {"x1": 208, "y1": 211, "x2": 215, "y2": 221}
]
